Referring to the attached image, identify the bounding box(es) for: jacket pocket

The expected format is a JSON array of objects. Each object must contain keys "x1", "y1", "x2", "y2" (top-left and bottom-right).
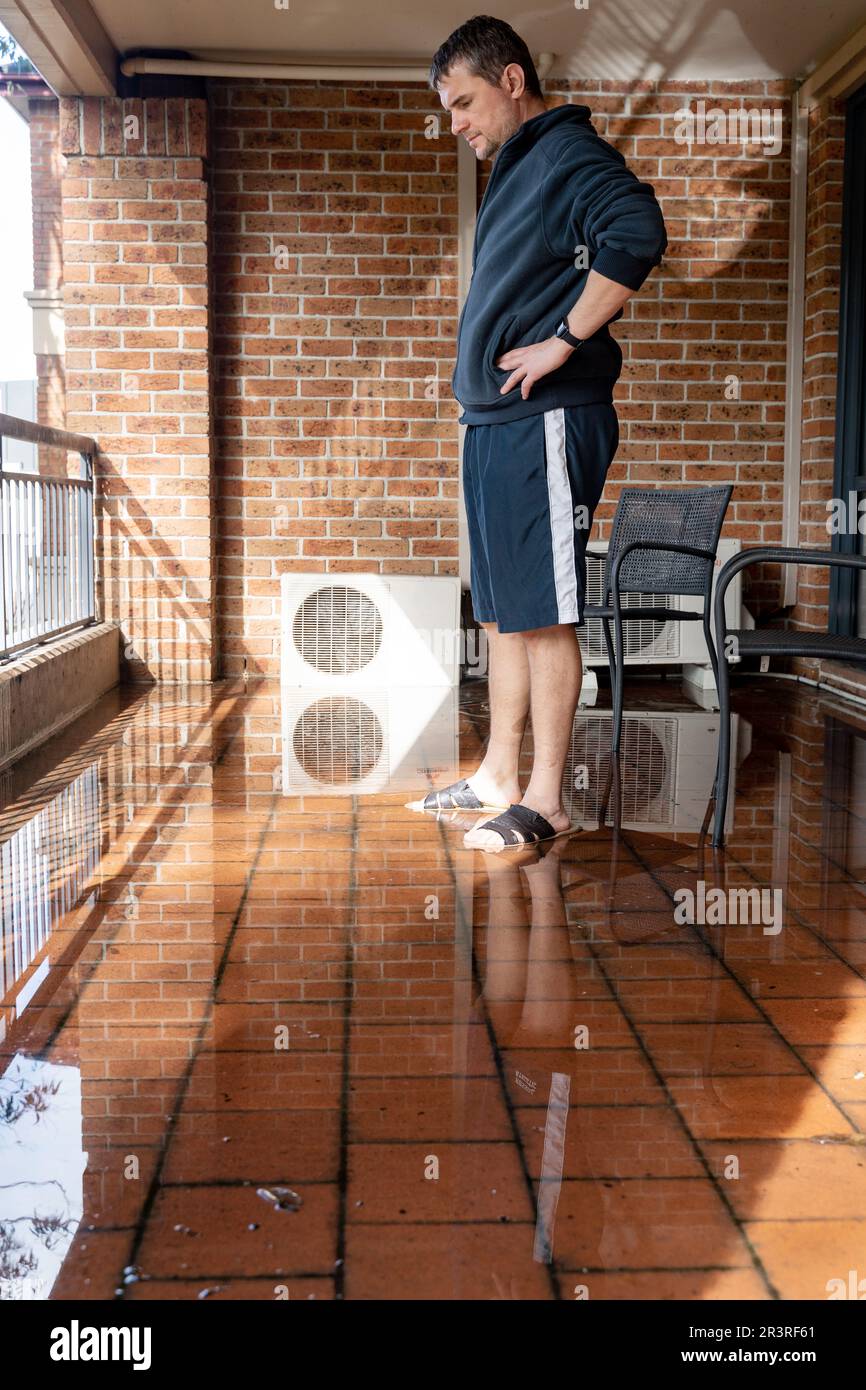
[{"x1": 482, "y1": 314, "x2": 523, "y2": 382}]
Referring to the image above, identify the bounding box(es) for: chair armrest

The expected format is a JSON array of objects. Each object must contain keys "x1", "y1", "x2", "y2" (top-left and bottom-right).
[{"x1": 712, "y1": 546, "x2": 866, "y2": 655}]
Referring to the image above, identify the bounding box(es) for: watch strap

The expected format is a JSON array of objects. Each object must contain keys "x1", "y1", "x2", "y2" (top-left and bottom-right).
[{"x1": 556, "y1": 319, "x2": 585, "y2": 349}]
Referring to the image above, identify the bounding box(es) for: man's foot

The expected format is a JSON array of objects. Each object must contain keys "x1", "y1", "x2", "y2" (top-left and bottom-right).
[
  {"x1": 406, "y1": 768, "x2": 521, "y2": 814},
  {"x1": 463, "y1": 800, "x2": 575, "y2": 854}
]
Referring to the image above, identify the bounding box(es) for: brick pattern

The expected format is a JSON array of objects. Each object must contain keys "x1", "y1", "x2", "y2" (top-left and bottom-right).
[
  {"x1": 45, "y1": 78, "x2": 864, "y2": 689},
  {"x1": 58, "y1": 96, "x2": 218, "y2": 682},
  {"x1": 28, "y1": 97, "x2": 66, "y2": 442},
  {"x1": 209, "y1": 80, "x2": 459, "y2": 677},
  {"x1": 789, "y1": 97, "x2": 863, "y2": 694}
]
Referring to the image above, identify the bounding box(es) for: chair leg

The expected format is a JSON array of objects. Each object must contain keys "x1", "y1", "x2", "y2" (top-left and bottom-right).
[
  {"x1": 609, "y1": 614, "x2": 625, "y2": 754},
  {"x1": 609, "y1": 750, "x2": 623, "y2": 830},
  {"x1": 602, "y1": 616, "x2": 616, "y2": 711},
  {"x1": 703, "y1": 609, "x2": 721, "y2": 701},
  {"x1": 703, "y1": 609, "x2": 722, "y2": 796},
  {"x1": 596, "y1": 752, "x2": 614, "y2": 828},
  {"x1": 712, "y1": 655, "x2": 732, "y2": 848}
]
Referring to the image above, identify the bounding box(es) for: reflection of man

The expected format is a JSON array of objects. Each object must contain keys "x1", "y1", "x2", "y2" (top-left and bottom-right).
[{"x1": 420, "y1": 16, "x2": 667, "y2": 853}]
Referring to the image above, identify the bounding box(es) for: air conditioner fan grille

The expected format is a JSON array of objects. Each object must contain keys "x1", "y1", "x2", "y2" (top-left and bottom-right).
[{"x1": 293, "y1": 585, "x2": 383, "y2": 675}]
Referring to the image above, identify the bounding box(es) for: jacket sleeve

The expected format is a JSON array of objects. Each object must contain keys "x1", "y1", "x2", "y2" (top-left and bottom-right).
[{"x1": 542, "y1": 133, "x2": 668, "y2": 291}]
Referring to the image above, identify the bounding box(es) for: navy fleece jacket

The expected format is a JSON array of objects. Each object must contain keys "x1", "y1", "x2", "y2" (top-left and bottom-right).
[{"x1": 453, "y1": 102, "x2": 667, "y2": 424}]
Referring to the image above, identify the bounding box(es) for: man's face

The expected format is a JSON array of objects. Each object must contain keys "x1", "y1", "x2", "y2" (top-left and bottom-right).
[{"x1": 437, "y1": 59, "x2": 526, "y2": 160}]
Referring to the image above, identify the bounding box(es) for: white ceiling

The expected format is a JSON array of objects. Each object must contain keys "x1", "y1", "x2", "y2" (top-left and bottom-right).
[
  {"x1": 89, "y1": 0, "x2": 866, "y2": 81},
  {"x1": 3, "y1": 0, "x2": 866, "y2": 96}
]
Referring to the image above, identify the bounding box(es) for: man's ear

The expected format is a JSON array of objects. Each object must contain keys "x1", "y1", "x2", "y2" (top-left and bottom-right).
[{"x1": 501, "y1": 62, "x2": 526, "y2": 99}]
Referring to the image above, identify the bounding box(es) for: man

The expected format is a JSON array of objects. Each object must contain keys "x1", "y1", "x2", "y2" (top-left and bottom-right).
[{"x1": 420, "y1": 15, "x2": 667, "y2": 853}]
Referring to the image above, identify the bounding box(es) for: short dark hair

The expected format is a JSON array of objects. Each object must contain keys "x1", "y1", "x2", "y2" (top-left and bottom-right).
[{"x1": 429, "y1": 14, "x2": 543, "y2": 99}]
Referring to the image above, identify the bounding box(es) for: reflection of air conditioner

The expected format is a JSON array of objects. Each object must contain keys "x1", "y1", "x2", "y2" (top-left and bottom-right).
[
  {"x1": 562, "y1": 709, "x2": 741, "y2": 834},
  {"x1": 579, "y1": 537, "x2": 744, "y2": 671},
  {"x1": 280, "y1": 575, "x2": 461, "y2": 688},
  {"x1": 280, "y1": 686, "x2": 459, "y2": 796}
]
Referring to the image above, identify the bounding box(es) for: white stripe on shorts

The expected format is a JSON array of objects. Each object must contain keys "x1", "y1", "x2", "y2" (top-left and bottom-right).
[{"x1": 543, "y1": 408, "x2": 579, "y2": 623}]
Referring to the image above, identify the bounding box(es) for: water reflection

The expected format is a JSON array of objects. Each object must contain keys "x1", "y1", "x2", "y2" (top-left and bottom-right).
[{"x1": 0, "y1": 680, "x2": 862, "y2": 1299}]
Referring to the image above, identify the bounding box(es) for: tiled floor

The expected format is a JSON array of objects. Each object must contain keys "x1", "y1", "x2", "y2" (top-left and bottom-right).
[{"x1": 1, "y1": 674, "x2": 865, "y2": 1301}]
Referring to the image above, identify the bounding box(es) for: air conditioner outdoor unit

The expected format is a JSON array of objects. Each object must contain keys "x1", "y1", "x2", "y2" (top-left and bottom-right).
[
  {"x1": 561, "y1": 709, "x2": 741, "y2": 834},
  {"x1": 281, "y1": 574, "x2": 462, "y2": 689},
  {"x1": 579, "y1": 537, "x2": 744, "y2": 677},
  {"x1": 280, "y1": 685, "x2": 460, "y2": 797}
]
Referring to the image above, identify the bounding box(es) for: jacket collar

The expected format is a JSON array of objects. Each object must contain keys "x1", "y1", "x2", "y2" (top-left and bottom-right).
[{"x1": 495, "y1": 102, "x2": 593, "y2": 165}]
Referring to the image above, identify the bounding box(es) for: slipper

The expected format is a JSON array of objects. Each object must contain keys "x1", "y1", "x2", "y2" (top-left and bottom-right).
[
  {"x1": 464, "y1": 803, "x2": 581, "y2": 854},
  {"x1": 405, "y1": 777, "x2": 510, "y2": 814}
]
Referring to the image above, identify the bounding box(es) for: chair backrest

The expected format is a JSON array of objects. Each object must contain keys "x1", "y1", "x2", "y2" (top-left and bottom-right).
[{"x1": 605, "y1": 486, "x2": 733, "y2": 596}]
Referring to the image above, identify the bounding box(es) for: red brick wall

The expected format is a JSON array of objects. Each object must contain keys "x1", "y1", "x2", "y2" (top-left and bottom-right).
[
  {"x1": 59, "y1": 95, "x2": 218, "y2": 683},
  {"x1": 46, "y1": 77, "x2": 865, "y2": 689},
  {"x1": 209, "y1": 79, "x2": 460, "y2": 678},
  {"x1": 789, "y1": 96, "x2": 864, "y2": 694},
  {"x1": 28, "y1": 96, "x2": 66, "y2": 477}
]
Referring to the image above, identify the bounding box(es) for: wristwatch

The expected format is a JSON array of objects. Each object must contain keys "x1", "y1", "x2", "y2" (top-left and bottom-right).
[{"x1": 555, "y1": 319, "x2": 585, "y2": 350}]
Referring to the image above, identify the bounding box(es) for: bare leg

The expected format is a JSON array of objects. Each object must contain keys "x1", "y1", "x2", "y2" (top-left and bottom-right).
[
  {"x1": 461, "y1": 621, "x2": 529, "y2": 809},
  {"x1": 465, "y1": 623, "x2": 580, "y2": 850}
]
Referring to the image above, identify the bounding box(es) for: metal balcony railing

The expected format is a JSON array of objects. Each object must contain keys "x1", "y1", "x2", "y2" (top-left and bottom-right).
[{"x1": 0, "y1": 413, "x2": 98, "y2": 663}]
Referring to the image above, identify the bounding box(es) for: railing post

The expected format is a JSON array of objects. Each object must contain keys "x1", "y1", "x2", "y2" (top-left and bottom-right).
[
  {"x1": 0, "y1": 414, "x2": 99, "y2": 663},
  {"x1": 0, "y1": 467, "x2": 6, "y2": 663}
]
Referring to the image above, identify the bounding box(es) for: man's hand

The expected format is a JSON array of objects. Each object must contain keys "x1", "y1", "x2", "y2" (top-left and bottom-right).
[{"x1": 496, "y1": 336, "x2": 574, "y2": 400}]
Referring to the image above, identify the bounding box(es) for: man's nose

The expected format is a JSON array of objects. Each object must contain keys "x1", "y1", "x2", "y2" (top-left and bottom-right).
[{"x1": 451, "y1": 111, "x2": 469, "y2": 136}]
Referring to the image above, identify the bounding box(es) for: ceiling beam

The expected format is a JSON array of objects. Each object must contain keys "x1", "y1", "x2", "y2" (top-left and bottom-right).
[
  {"x1": 798, "y1": 18, "x2": 866, "y2": 108},
  {"x1": 0, "y1": 0, "x2": 117, "y2": 96}
]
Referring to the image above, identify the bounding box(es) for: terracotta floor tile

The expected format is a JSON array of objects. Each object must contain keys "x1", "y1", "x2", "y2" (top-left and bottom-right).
[
  {"x1": 82, "y1": 1147, "x2": 162, "y2": 1229},
  {"x1": 745, "y1": 1219, "x2": 866, "y2": 1299},
  {"x1": 162, "y1": 1108, "x2": 341, "y2": 1184},
  {"x1": 640, "y1": 1021, "x2": 805, "y2": 1077},
  {"x1": 612, "y1": 977, "x2": 763, "y2": 1024},
  {"x1": 346, "y1": 1142, "x2": 532, "y2": 1223},
  {"x1": 184, "y1": 1049, "x2": 344, "y2": 1111},
  {"x1": 729, "y1": 961, "x2": 866, "y2": 999},
  {"x1": 698, "y1": 1139, "x2": 866, "y2": 1219},
  {"x1": 136, "y1": 1183, "x2": 338, "y2": 1279},
  {"x1": 597, "y1": 945, "x2": 719, "y2": 980},
  {"x1": 515, "y1": 1103, "x2": 703, "y2": 1179},
  {"x1": 49, "y1": 1231, "x2": 137, "y2": 1300},
  {"x1": 347, "y1": 1022, "x2": 498, "y2": 1077},
  {"x1": 666, "y1": 1075, "x2": 853, "y2": 1140},
  {"x1": 797, "y1": 1044, "x2": 866, "y2": 1102},
  {"x1": 343, "y1": 1224, "x2": 553, "y2": 1299},
  {"x1": 556, "y1": 1268, "x2": 770, "y2": 1299},
  {"x1": 542, "y1": 1178, "x2": 743, "y2": 1270},
  {"x1": 348, "y1": 1076, "x2": 513, "y2": 1142},
  {"x1": 502, "y1": 1046, "x2": 667, "y2": 1107},
  {"x1": 760, "y1": 998, "x2": 866, "y2": 1047}
]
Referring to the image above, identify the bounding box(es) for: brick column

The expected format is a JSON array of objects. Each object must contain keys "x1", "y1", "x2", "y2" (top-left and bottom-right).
[
  {"x1": 28, "y1": 96, "x2": 66, "y2": 456},
  {"x1": 793, "y1": 98, "x2": 847, "y2": 677},
  {"x1": 60, "y1": 95, "x2": 218, "y2": 683}
]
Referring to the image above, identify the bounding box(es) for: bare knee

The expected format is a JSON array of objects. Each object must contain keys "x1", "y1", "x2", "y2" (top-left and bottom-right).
[{"x1": 520, "y1": 623, "x2": 571, "y2": 644}]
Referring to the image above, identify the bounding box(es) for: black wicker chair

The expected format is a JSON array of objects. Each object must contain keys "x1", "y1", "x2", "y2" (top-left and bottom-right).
[
  {"x1": 711, "y1": 546, "x2": 866, "y2": 847},
  {"x1": 584, "y1": 486, "x2": 733, "y2": 753}
]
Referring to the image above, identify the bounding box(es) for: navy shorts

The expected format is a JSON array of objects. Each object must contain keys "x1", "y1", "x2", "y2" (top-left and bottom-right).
[{"x1": 462, "y1": 403, "x2": 619, "y2": 633}]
